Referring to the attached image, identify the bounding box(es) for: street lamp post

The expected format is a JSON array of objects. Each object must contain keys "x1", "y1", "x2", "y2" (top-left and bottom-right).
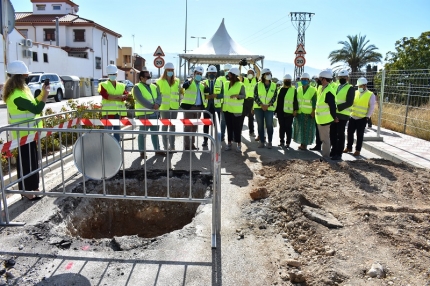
[{"x1": 190, "y1": 36, "x2": 206, "y2": 48}]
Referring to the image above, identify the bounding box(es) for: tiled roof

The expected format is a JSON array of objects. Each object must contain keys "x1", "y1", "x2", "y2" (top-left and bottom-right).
[{"x1": 15, "y1": 12, "x2": 121, "y2": 38}]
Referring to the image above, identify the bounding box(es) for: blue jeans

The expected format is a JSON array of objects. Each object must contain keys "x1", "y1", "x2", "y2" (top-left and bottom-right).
[
  {"x1": 138, "y1": 113, "x2": 160, "y2": 151},
  {"x1": 105, "y1": 114, "x2": 121, "y2": 141},
  {"x1": 254, "y1": 108, "x2": 274, "y2": 144}
]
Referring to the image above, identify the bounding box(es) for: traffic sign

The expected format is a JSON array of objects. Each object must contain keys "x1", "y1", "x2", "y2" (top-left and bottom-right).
[
  {"x1": 153, "y1": 46, "x2": 165, "y2": 57},
  {"x1": 294, "y1": 44, "x2": 306, "y2": 55},
  {"x1": 294, "y1": 56, "x2": 306, "y2": 67},
  {"x1": 154, "y1": 56, "x2": 165, "y2": 68}
]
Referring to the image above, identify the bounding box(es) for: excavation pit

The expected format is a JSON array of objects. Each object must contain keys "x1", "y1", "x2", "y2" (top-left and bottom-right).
[{"x1": 59, "y1": 170, "x2": 212, "y2": 239}]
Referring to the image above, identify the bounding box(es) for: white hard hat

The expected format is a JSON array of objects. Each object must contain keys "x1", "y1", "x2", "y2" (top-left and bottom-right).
[
  {"x1": 106, "y1": 64, "x2": 118, "y2": 74},
  {"x1": 164, "y1": 62, "x2": 174, "y2": 70},
  {"x1": 229, "y1": 67, "x2": 240, "y2": 76},
  {"x1": 319, "y1": 69, "x2": 332, "y2": 79},
  {"x1": 301, "y1": 73, "x2": 310, "y2": 79},
  {"x1": 194, "y1": 66, "x2": 204, "y2": 74},
  {"x1": 338, "y1": 69, "x2": 349, "y2": 77},
  {"x1": 277, "y1": 80, "x2": 282, "y2": 85},
  {"x1": 207, "y1": 65, "x2": 217, "y2": 73},
  {"x1": 356, "y1": 77, "x2": 368, "y2": 86},
  {"x1": 283, "y1": 74, "x2": 292, "y2": 80},
  {"x1": 261, "y1": 68, "x2": 271, "y2": 74},
  {"x1": 224, "y1": 64, "x2": 232, "y2": 70},
  {"x1": 247, "y1": 69, "x2": 255, "y2": 74},
  {"x1": 7, "y1": 60, "x2": 30, "y2": 75}
]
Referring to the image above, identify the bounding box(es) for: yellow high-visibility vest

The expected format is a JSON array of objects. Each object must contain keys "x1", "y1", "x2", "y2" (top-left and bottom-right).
[
  {"x1": 351, "y1": 90, "x2": 372, "y2": 118},
  {"x1": 157, "y1": 78, "x2": 180, "y2": 110},
  {"x1": 255, "y1": 82, "x2": 277, "y2": 111},
  {"x1": 133, "y1": 82, "x2": 158, "y2": 116},
  {"x1": 6, "y1": 87, "x2": 43, "y2": 139},
  {"x1": 222, "y1": 81, "x2": 244, "y2": 114},
  {"x1": 282, "y1": 87, "x2": 296, "y2": 113},
  {"x1": 297, "y1": 85, "x2": 317, "y2": 114},
  {"x1": 99, "y1": 81, "x2": 127, "y2": 115},
  {"x1": 203, "y1": 78, "x2": 223, "y2": 108},
  {"x1": 243, "y1": 77, "x2": 257, "y2": 99},
  {"x1": 182, "y1": 81, "x2": 205, "y2": 105},
  {"x1": 315, "y1": 85, "x2": 335, "y2": 125},
  {"x1": 335, "y1": 84, "x2": 352, "y2": 116}
]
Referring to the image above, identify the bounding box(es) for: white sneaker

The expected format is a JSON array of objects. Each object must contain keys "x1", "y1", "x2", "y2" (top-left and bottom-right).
[{"x1": 225, "y1": 144, "x2": 232, "y2": 151}]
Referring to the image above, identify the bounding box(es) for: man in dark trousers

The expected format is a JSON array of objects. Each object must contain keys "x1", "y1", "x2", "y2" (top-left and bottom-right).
[
  {"x1": 330, "y1": 70, "x2": 354, "y2": 160},
  {"x1": 275, "y1": 74, "x2": 298, "y2": 148}
]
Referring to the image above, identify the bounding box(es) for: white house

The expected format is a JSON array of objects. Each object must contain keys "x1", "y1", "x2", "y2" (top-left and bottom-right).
[{"x1": 1, "y1": 0, "x2": 123, "y2": 84}]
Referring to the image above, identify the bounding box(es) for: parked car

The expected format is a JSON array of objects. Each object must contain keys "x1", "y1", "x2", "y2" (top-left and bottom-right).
[
  {"x1": 27, "y1": 73, "x2": 65, "y2": 102},
  {"x1": 118, "y1": 79, "x2": 134, "y2": 91}
]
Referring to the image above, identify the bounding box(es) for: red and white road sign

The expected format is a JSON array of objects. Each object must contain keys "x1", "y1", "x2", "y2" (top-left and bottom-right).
[
  {"x1": 294, "y1": 56, "x2": 306, "y2": 67},
  {"x1": 294, "y1": 44, "x2": 306, "y2": 54},
  {"x1": 154, "y1": 56, "x2": 165, "y2": 68},
  {"x1": 153, "y1": 46, "x2": 165, "y2": 57}
]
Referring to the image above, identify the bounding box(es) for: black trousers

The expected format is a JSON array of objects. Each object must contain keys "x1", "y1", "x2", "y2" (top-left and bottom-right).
[
  {"x1": 279, "y1": 115, "x2": 294, "y2": 145},
  {"x1": 330, "y1": 119, "x2": 348, "y2": 156},
  {"x1": 242, "y1": 98, "x2": 255, "y2": 133},
  {"x1": 17, "y1": 141, "x2": 39, "y2": 191},
  {"x1": 203, "y1": 106, "x2": 220, "y2": 141},
  {"x1": 315, "y1": 121, "x2": 321, "y2": 147},
  {"x1": 224, "y1": 111, "x2": 243, "y2": 144},
  {"x1": 347, "y1": 117, "x2": 367, "y2": 151}
]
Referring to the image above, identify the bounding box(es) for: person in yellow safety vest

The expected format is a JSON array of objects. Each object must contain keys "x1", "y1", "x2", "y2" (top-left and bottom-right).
[
  {"x1": 254, "y1": 68, "x2": 278, "y2": 149},
  {"x1": 276, "y1": 80, "x2": 282, "y2": 91},
  {"x1": 295, "y1": 77, "x2": 302, "y2": 89},
  {"x1": 293, "y1": 73, "x2": 317, "y2": 150},
  {"x1": 315, "y1": 69, "x2": 338, "y2": 160},
  {"x1": 132, "y1": 68, "x2": 165, "y2": 158},
  {"x1": 344, "y1": 77, "x2": 376, "y2": 156},
  {"x1": 241, "y1": 69, "x2": 257, "y2": 137},
  {"x1": 222, "y1": 67, "x2": 246, "y2": 152},
  {"x1": 275, "y1": 74, "x2": 298, "y2": 149},
  {"x1": 98, "y1": 64, "x2": 128, "y2": 142},
  {"x1": 157, "y1": 62, "x2": 180, "y2": 153},
  {"x1": 181, "y1": 66, "x2": 206, "y2": 150},
  {"x1": 201, "y1": 65, "x2": 224, "y2": 147},
  {"x1": 4, "y1": 61, "x2": 50, "y2": 200},
  {"x1": 330, "y1": 69, "x2": 355, "y2": 160},
  {"x1": 219, "y1": 64, "x2": 232, "y2": 84},
  {"x1": 310, "y1": 75, "x2": 323, "y2": 151}
]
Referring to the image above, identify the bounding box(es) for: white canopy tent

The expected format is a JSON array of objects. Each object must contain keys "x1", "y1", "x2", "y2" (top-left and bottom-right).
[{"x1": 178, "y1": 19, "x2": 264, "y2": 79}]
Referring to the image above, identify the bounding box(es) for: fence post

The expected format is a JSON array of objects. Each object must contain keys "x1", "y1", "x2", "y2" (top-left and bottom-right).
[
  {"x1": 403, "y1": 83, "x2": 411, "y2": 134},
  {"x1": 377, "y1": 69, "x2": 385, "y2": 138}
]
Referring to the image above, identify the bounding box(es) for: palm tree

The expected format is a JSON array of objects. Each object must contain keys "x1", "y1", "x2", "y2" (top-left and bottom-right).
[{"x1": 328, "y1": 34, "x2": 382, "y2": 72}]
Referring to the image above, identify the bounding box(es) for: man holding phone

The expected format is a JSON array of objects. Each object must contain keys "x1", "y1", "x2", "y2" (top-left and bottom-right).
[{"x1": 98, "y1": 64, "x2": 128, "y2": 141}]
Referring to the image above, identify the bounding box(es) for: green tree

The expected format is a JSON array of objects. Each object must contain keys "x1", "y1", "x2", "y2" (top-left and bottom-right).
[
  {"x1": 328, "y1": 34, "x2": 382, "y2": 72},
  {"x1": 384, "y1": 31, "x2": 430, "y2": 70}
]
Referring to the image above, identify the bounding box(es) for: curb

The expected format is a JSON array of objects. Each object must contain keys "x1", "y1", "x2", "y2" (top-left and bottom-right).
[{"x1": 362, "y1": 142, "x2": 425, "y2": 169}]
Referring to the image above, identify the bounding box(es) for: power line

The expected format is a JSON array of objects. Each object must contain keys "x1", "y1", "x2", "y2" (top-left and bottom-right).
[{"x1": 241, "y1": 24, "x2": 292, "y2": 47}]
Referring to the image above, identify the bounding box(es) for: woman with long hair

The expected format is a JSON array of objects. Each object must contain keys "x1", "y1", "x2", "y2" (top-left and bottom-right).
[
  {"x1": 3, "y1": 61, "x2": 50, "y2": 200},
  {"x1": 222, "y1": 67, "x2": 246, "y2": 152},
  {"x1": 156, "y1": 62, "x2": 180, "y2": 152}
]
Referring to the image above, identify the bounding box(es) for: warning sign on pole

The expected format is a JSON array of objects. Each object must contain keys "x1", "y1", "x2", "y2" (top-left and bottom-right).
[
  {"x1": 294, "y1": 44, "x2": 306, "y2": 55},
  {"x1": 294, "y1": 56, "x2": 306, "y2": 67},
  {"x1": 153, "y1": 46, "x2": 165, "y2": 57},
  {"x1": 154, "y1": 56, "x2": 165, "y2": 69}
]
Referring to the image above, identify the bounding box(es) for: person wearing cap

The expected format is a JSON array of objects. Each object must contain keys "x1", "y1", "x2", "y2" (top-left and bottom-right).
[
  {"x1": 3, "y1": 61, "x2": 50, "y2": 200},
  {"x1": 156, "y1": 62, "x2": 180, "y2": 152},
  {"x1": 344, "y1": 77, "x2": 376, "y2": 156},
  {"x1": 276, "y1": 74, "x2": 298, "y2": 148},
  {"x1": 223, "y1": 67, "x2": 246, "y2": 152},
  {"x1": 98, "y1": 64, "x2": 128, "y2": 142},
  {"x1": 315, "y1": 69, "x2": 338, "y2": 159},
  {"x1": 330, "y1": 70, "x2": 355, "y2": 160},
  {"x1": 241, "y1": 69, "x2": 257, "y2": 137},
  {"x1": 293, "y1": 72, "x2": 317, "y2": 150},
  {"x1": 202, "y1": 65, "x2": 224, "y2": 147},
  {"x1": 132, "y1": 68, "x2": 164, "y2": 158},
  {"x1": 181, "y1": 66, "x2": 206, "y2": 150},
  {"x1": 254, "y1": 68, "x2": 278, "y2": 148}
]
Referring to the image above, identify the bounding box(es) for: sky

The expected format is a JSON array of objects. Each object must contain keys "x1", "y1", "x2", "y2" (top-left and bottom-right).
[{"x1": 10, "y1": 0, "x2": 430, "y2": 76}]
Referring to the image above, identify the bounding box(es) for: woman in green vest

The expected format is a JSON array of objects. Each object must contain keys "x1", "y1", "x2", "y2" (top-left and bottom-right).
[
  {"x1": 4, "y1": 61, "x2": 50, "y2": 200},
  {"x1": 157, "y1": 62, "x2": 180, "y2": 152},
  {"x1": 254, "y1": 68, "x2": 278, "y2": 148},
  {"x1": 293, "y1": 73, "x2": 317, "y2": 150},
  {"x1": 222, "y1": 67, "x2": 246, "y2": 152}
]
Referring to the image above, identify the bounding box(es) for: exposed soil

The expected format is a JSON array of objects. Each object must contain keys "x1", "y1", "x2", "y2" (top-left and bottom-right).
[{"x1": 242, "y1": 159, "x2": 430, "y2": 285}]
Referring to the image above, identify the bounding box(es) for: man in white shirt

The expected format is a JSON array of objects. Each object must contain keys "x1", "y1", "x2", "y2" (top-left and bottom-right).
[{"x1": 343, "y1": 77, "x2": 376, "y2": 156}]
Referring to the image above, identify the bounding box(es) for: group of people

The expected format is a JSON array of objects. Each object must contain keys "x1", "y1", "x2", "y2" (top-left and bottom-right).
[{"x1": 3, "y1": 60, "x2": 376, "y2": 199}]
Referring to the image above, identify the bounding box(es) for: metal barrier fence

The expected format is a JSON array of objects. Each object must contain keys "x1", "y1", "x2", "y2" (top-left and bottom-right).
[
  {"x1": 0, "y1": 109, "x2": 221, "y2": 248},
  {"x1": 348, "y1": 69, "x2": 430, "y2": 141}
]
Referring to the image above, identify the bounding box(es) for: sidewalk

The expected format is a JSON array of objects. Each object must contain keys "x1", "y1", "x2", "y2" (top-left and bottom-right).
[{"x1": 362, "y1": 126, "x2": 430, "y2": 169}]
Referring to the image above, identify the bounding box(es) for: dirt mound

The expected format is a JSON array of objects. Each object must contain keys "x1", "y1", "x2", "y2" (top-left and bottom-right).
[{"x1": 244, "y1": 159, "x2": 430, "y2": 285}]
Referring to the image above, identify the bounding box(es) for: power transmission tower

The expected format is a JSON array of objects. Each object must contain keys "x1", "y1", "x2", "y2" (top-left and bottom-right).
[{"x1": 289, "y1": 12, "x2": 314, "y2": 80}]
